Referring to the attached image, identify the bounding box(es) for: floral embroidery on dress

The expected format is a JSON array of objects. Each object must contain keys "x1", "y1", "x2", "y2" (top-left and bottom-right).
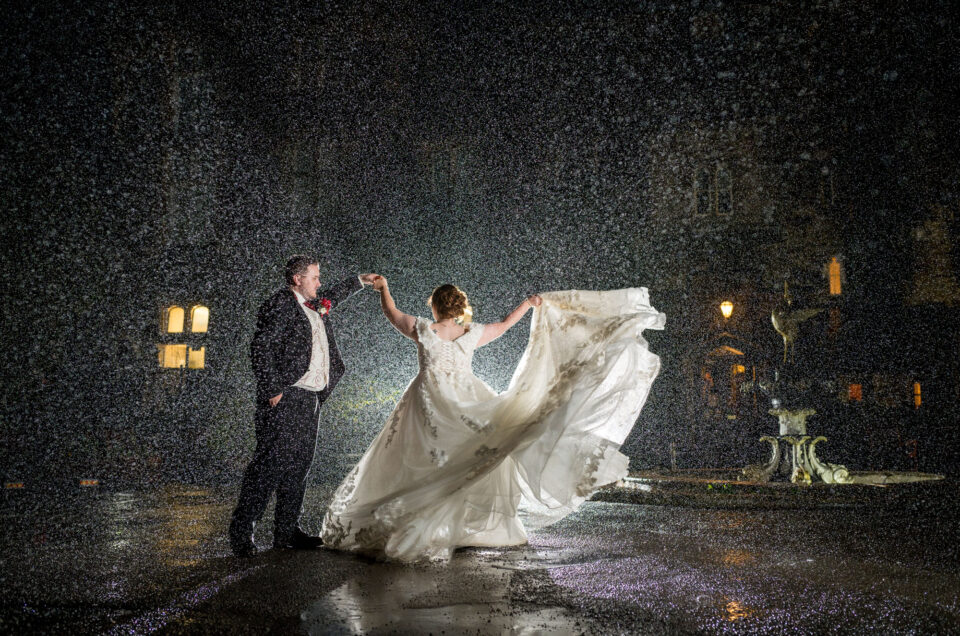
[
  {"x1": 383, "y1": 392, "x2": 411, "y2": 448},
  {"x1": 465, "y1": 444, "x2": 507, "y2": 481},
  {"x1": 475, "y1": 444, "x2": 498, "y2": 458},
  {"x1": 419, "y1": 385, "x2": 439, "y2": 438},
  {"x1": 430, "y1": 448, "x2": 448, "y2": 467},
  {"x1": 322, "y1": 512, "x2": 352, "y2": 548},
  {"x1": 460, "y1": 414, "x2": 486, "y2": 433},
  {"x1": 557, "y1": 314, "x2": 588, "y2": 332},
  {"x1": 354, "y1": 523, "x2": 389, "y2": 549},
  {"x1": 326, "y1": 464, "x2": 360, "y2": 515},
  {"x1": 575, "y1": 440, "x2": 615, "y2": 498}
]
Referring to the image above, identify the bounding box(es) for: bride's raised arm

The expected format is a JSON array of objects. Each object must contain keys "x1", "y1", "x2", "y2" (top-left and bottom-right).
[
  {"x1": 476, "y1": 294, "x2": 542, "y2": 347},
  {"x1": 374, "y1": 277, "x2": 417, "y2": 340}
]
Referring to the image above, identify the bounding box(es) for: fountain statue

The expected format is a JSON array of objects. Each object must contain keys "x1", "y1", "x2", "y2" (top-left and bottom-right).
[
  {"x1": 741, "y1": 282, "x2": 941, "y2": 486},
  {"x1": 742, "y1": 283, "x2": 853, "y2": 484}
]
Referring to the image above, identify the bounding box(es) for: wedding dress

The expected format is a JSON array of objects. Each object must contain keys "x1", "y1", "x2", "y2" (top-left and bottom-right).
[{"x1": 321, "y1": 288, "x2": 665, "y2": 561}]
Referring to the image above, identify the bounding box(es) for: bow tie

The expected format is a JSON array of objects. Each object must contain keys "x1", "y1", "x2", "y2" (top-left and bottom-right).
[{"x1": 304, "y1": 301, "x2": 318, "y2": 311}]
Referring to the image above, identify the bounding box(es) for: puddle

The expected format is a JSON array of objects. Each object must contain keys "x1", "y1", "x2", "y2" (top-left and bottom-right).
[{"x1": 301, "y1": 553, "x2": 591, "y2": 634}]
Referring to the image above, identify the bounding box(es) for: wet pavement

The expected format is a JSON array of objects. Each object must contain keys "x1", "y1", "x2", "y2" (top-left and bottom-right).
[{"x1": 2, "y1": 482, "x2": 959, "y2": 634}]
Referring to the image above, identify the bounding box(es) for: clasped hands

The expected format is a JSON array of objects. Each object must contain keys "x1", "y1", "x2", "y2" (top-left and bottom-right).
[
  {"x1": 359, "y1": 273, "x2": 388, "y2": 292},
  {"x1": 359, "y1": 273, "x2": 382, "y2": 287}
]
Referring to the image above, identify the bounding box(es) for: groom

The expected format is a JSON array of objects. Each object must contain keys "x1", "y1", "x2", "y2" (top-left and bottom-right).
[{"x1": 229, "y1": 254, "x2": 379, "y2": 557}]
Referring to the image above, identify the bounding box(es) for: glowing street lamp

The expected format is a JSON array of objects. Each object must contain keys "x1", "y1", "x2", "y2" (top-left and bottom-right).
[{"x1": 720, "y1": 301, "x2": 734, "y2": 320}]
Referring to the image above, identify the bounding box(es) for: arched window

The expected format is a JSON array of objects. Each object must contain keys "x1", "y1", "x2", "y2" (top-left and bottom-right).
[
  {"x1": 191, "y1": 305, "x2": 209, "y2": 333},
  {"x1": 695, "y1": 167, "x2": 711, "y2": 215},
  {"x1": 159, "y1": 302, "x2": 209, "y2": 370},
  {"x1": 164, "y1": 306, "x2": 185, "y2": 333},
  {"x1": 716, "y1": 165, "x2": 732, "y2": 215}
]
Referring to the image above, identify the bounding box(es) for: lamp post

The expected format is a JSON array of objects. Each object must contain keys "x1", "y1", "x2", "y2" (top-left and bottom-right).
[{"x1": 720, "y1": 300, "x2": 734, "y2": 320}]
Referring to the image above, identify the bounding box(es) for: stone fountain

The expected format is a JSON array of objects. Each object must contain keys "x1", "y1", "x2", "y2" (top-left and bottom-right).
[
  {"x1": 742, "y1": 406, "x2": 853, "y2": 484},
  {"x1": 741, "y1": 283, "x2": 940, "y2": 486}
]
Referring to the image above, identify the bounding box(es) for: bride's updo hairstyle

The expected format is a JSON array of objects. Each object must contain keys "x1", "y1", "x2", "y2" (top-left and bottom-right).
[{"x1": 428, "y1": 284, "x2": 473, "y2": 324}]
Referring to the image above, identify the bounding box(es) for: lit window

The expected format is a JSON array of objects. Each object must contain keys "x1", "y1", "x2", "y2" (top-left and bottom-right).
[
  {"x1": 188, "y1": 347, "x2": 205, "y2": 369},
  {"x1": 159, "y1": 302, "x2": 208, "y2": 370},
  {"x1": 158, "y1": 344, "x2": 187, "y2": 368},
  {"x1": 848, "y1": 384, "x2": 862, "y2": 402},
  {"x1": 913, "y1": 382, "x2": 921, "y2": 408},
  {"x1": 828, "y1": 257, "x2": 842, "y2": 295},
  {"x1": 165, "y1": 306, "x2": 185, "y2": 333},
  {"x1": 731, "y1": 364, "x2": 745, "y2": 374},
  {"x1": 191, "y1": 305, "x2": 209, "y2": 333}
]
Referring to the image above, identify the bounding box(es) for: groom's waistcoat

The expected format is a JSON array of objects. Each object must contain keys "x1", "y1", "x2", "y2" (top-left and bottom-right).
[{"x1": 251, "y1": 277, "x2": 362, "y2": 404}]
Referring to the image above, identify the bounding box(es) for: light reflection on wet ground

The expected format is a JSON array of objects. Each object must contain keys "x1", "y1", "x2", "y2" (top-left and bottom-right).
[{"x1": 1, "y1": 483, "x2": 959, "y2": 634}]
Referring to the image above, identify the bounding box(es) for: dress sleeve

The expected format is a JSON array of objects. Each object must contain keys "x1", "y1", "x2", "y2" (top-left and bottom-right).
[
  {"x1": 414, "y1": 317, "x2": 433, "y2": 343},
  {"x1": 462, "y1": 323, "x2": 485, "y2": 350}
]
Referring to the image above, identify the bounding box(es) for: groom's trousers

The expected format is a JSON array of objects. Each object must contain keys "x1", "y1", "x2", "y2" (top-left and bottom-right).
[{"x1": 230, "y1": 387, "x2": 323, "y2": 547}]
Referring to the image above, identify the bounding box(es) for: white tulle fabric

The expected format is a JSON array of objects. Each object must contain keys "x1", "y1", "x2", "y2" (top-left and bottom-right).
[{"x1": 321, "y1": 288, "x2": 665, "y2": 562}]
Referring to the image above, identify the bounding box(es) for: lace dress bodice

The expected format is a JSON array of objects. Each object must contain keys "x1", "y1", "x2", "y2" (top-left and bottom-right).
[{"x1": 415, "y1": 318, "x2": 485, "y2": 380}]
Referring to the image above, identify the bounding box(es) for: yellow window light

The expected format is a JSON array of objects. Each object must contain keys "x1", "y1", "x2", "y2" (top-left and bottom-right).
[
  {"x1": 913, "y1": 382, "x2": 921, "y2": 408},
  {"x1": 165, "y1": 306, "x2": 185, "y2": 333},
  {"x1": 191, "y1": 305, "x2": 209, "y2": 333},
  {"x1": 158, "y1": 344, "x2": 188, "y2": 368},
  {"x1": 719, "y1": 301, "x2": 734, "y2": 319},
  {"x1": 188, "y1": 347, "x2": 205, "y2": 369},
  {"x1": 828, "y1": 257, "x2": 842, "y2": 295}
]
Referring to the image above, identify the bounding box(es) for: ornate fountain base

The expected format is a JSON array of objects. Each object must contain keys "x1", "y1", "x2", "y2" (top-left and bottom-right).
[{"x1": 742, "y1": 409, "x2": 853, "y2": 484}]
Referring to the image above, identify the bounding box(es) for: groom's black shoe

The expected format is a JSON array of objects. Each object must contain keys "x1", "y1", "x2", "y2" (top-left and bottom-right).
[
  {"x1": 229, "y1": 520, "x2": 258, "y2": 558},
  {"x1": 274, "y1": 527, "x2": 324, "y2": 550},
  {"x1": 231, "y1": 540, "x2": 258, "y2": 558}
]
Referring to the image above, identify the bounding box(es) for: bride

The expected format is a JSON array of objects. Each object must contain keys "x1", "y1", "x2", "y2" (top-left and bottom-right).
[{"x1": 321, "y1": 277, "x2": 665, "y2": 562}]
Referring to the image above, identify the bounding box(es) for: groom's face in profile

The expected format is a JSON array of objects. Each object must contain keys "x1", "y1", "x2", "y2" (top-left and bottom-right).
[{"x1": 292, "y1": 263, "x2": 321, "y2": 300}]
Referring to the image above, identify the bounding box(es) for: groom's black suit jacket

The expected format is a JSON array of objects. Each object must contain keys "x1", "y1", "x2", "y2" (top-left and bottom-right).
[{"x1": 251, "y1": 277, "x2": 363, "y2": 405}]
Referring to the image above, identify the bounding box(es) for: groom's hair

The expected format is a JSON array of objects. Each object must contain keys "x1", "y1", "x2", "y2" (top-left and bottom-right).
[{"x1": 284, "y1": 254, "x2": 318, "y2": 285}]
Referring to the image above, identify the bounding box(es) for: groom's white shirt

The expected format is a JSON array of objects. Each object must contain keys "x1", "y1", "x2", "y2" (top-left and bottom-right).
[{"x1": 291, "y1": 289, "x2": 330, "y2": 391}]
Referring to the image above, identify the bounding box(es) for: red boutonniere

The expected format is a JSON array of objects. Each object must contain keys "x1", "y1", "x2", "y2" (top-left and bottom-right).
[{"x1": 305, "y1": 298, "x2": 333, "y2": 315}]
